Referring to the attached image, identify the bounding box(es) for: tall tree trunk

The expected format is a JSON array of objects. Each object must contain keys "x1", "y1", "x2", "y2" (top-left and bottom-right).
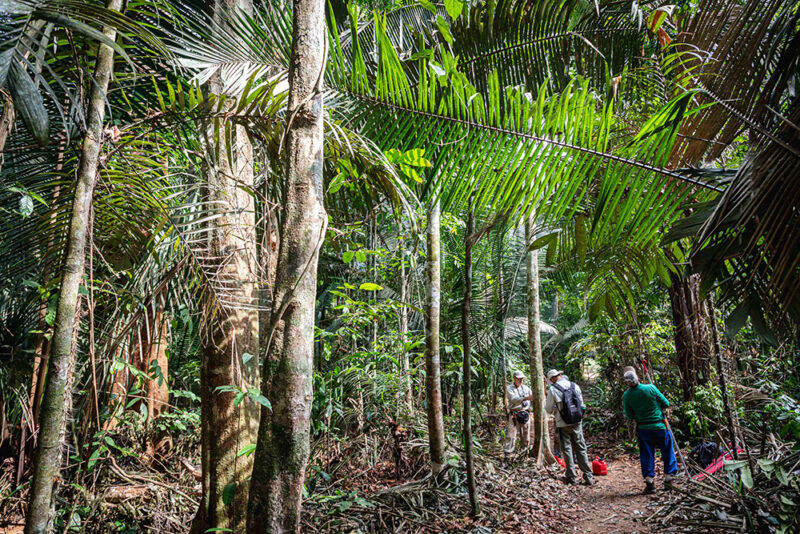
[
  {"x1": 24, "y1": 1, "x2": 121, "y2": 530},
  {"x1": 190, "y1": 1, "x2": 261, "y2": 531},
  {"x1": 524, "y1": 215, "x2": 556, "y2": 465},
  {"x1": 143, "y1": 295, "x2": 170, "y2": 462},
  {"x1": 496, "y1": 231, "x2": 508, "y2": 413},
  {"x1": 424, "y1": 200, "x2": 446, "y2": 475},
  {"x1": 668, "y1": 273, "x2": 712, "y2": 400},
  {"x1": 462, "y1": 209, "x2": 479, "y2": 516},
  {"x1": 399, "y1": 240, "x2": 412, "y2": 410},
  {"x1": 247, "y1": 0, "x2": 326, "y2": 527}
]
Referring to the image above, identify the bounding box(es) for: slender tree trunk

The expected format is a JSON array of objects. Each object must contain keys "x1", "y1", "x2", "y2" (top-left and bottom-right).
[
  {"x1": 425, "y1": 200, "x2": 446, "y2": 475},
  {"x1": 24, "y1": 2, "x2": 121, "y2": 531},
  {"x1": 524, "y1": 215, "x2": 556, "y2": 465},
  {"x1": 668, "y1": 273, "x2": 712, "y2": 400},
  {"x1": 707, "y1": 298, "x2": 739, "y2": 459},
  {"x1": 399, "y1": 240, "x2": 412, "y2": 410},
  {"x1": 190, "y1": 1, "x2": 261, "y2": 531},
  {"x1": 247, "y1": 0, "x2": 326, "y2": 527},
  {"x1": 496, "y1": 233, "x2": 508, "y2": 413},
  {"x1": 462, "y1": 209, "x2": 479, "y2": 516}
]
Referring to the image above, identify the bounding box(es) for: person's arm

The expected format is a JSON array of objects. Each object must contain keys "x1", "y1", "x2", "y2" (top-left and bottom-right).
[
  {"x1": 545, "y1": 387, "x2": 556, "y2": 415},
  {"x1": 652, "y1": 385, "x2": 670, "y2": 409}
]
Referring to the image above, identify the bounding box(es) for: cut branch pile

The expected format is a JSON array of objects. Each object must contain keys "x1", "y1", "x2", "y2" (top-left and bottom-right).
[
  {"x1": 304, "y1": 455, "x2": 583, "y2": 533},
  {"x1": 647, "y1": 434, "x2": 800, "y2": 533}
]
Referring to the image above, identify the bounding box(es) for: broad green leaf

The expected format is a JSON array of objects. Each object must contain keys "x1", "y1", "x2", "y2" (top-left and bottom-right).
[
  {"x1": 8, "y1": 62, "x2": 49, "y2": 146},
  {"x1": 236, "y1": 444, "x2": 257, "y2": 457},
  {"x1": 418, "y1": 0, "x2": 437, "y2": 15},
  {"x1": 359, "y1": 282, "x2": 383, "y2": 291},
  {"x1": 444, "y1": 0, "x2": 463, "y2": 20},
  {"x1": 342, "y1": 250, "x2": 355, "y2": 263},
  {"x1": 527, "y1": 231, "x2": 559, "y2": 251},
  {"x1": 249, "y1": 389, "x2": 272, "y2": 410},
  {"x1": 436, "y1": 16, "x2": 453, "y2": 45},
  {"x1": 222, "y1": 482, "x2": 237, "y2": 506}
]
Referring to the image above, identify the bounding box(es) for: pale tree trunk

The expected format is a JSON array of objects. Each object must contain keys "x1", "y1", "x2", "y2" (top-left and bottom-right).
[
  {"x1": 0, "y1": 96, "x2": 13, "y2": 170},
  {"x1": 247, "y1": 0, "x2": 326, "y2": 527},
  {"x1": 461, "y1": 208, "x2": 479, "y2": 516},
  {"x1": 143, "y1": 295, "x2": 170, "y2": 462},
  {"x1": 190, "y1": 2, "x2": 260, "y2": 531},
  {"x1": 424, "y1": 200, "x2": 446, "y2": 475},
  {"x1": 524, "y1": 215, "x2": 556, "y2": 465},
  {"x1": 24, "y1": 1, "x2": 121, "y2": 531}
]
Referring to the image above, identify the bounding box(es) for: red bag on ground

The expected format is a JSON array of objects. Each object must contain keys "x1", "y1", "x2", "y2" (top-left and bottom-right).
[
  {"x1": 555, "y1": 455, "x2": 566, "y2": 468},
  {"x1": 592, "y1": 457, "x2": 608, "y2": 476}
]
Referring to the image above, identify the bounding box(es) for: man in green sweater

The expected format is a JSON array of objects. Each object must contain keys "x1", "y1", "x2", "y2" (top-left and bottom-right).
[{"x1": 622, "y1": 366, "x2": 678, "y2": 494}]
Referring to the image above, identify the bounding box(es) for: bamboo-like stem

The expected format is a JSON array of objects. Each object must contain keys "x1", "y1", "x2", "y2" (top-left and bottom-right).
[
  {"x1": 462, "y1": 206, "x2": 480, "y2": 516},
  {"x1": 25, "y1": 1, "x2": 122, "y2": 531}
]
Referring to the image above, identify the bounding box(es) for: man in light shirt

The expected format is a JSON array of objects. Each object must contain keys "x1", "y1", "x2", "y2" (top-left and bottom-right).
[
  {"x1": 504, "y1": 370, "x2": 532, "y2": 462},
  {"x1": 545, "y1": 369, "x2": 595, "y2": 486}
]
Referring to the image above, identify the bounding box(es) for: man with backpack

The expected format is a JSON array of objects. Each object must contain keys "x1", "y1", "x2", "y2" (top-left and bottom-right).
[
  {"x1": 622, "y1": 367, "x2": 678, "y2": 494},
  {"x1": 545, "y1": 369, "x2": 595, "y2": 486},
  {"x1": 504, "y1": 370, "x2": 532, "y2": 462}
]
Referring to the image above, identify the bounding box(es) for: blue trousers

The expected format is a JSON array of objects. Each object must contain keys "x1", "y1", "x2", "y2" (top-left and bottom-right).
[{"x1": 636, "y1": 427, "x2": 678, "y2": 479}]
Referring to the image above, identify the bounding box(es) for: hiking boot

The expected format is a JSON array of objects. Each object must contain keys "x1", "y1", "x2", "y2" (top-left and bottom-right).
[
  {"x1": 561, "y1": 476, "x2": 577, "y2": 486},
  {"x1": 643, "y1": 481, "x2": 656, "y2": 494},
  {"x1": 664, "y1": 474, "x2": 676, "y2": 484},
  {"x1": 580, "y1": 478, "x2": 597, "y2": 486}
]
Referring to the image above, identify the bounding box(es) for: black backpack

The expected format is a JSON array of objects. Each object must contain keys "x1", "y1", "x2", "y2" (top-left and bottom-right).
[{"x1": 552, "y1": 381, "x2": 584, "y2": 424}]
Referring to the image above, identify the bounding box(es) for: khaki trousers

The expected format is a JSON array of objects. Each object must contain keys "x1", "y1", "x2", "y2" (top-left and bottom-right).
[
  {"x1": 504, "y1": 413, "x2": 530, "y2": 454},
  {"x1": 558, "y1": 422, "x2": 593, "y2": 482}
]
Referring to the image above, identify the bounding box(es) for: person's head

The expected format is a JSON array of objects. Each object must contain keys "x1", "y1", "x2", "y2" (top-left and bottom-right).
[
  {"x1": 546, "y1": 369, "x2": 562, "y2": 384},
  {"x1": 623, "y1": 366, "x2": 639, "y2": 387},
  {"x1": 513, "y1": 370, "x2": 525, "y2": 386}
]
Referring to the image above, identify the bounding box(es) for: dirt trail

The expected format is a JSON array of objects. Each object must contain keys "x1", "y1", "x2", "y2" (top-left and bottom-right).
[{"x1": 568, "y1": 452, "x2": 665, "y2": 533}]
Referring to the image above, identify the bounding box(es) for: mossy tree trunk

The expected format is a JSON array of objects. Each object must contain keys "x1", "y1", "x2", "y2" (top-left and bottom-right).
[
  {"x1": 24, "y1": 1, "x2": 121, "y2": 531},
  {"x1": 525, "y1": 215, "x2": 556, "y2": 465},
  {"x1": 424, "y1": 199, "x2": 446, "y2": 475},
  {"x1": 247, "y1": 0, "x2": 326, "y2": 527}
]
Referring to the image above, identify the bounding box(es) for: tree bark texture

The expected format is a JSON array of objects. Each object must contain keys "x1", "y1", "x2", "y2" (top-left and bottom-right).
[
  {"x1": 24, "y1": 2, "x2": 121, "y2": 530},
  {"x1": 668, "y1": 273, "x2": 712, "y2": 400},
  {"x1": 461, "y1": 209, "x2": 479, "y2": 516},
  {"x1": 128, "y1": 294, "x2": 171, "y2": 462},
  {"x1": 191, "y1": 0, "x2": 261, "y2": 531},
  {"x1": 247, "y1": 0, "x2": 326, "y2": 527},
  {"x1": 524, "y1": 215, "x2": 556, "y2": 465},
  {"x1": 424, "y1": 200, "x2": 446, "y2": 475}
]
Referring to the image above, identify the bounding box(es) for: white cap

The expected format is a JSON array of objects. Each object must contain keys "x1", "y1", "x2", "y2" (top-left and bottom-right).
[
  {"x1": 513, "y1": 370, "x2": 526, "y2": 379},
  {"x1": 546, "y1": 369, "x2": 562, "y2": 379},
  {"x1": 624, "y1": 370, "x2": 639, "y2": 386}
]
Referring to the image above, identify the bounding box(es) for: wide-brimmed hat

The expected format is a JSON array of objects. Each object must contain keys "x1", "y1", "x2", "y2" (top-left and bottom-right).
[
  {"x1": 546, "y1": 369, "x2": 562, "y2": 379},
  {"x1": 513, "y1": 370, "x2": 526, "y2": 379}
]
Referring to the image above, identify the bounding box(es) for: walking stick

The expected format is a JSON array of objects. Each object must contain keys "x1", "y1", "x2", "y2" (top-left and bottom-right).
[
  {"x1": 663, "y1": 416, "x2": 689, "y2": 477},
  {"x1": 640, "y1": 357, "x2": 689, "y2": 476}
]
